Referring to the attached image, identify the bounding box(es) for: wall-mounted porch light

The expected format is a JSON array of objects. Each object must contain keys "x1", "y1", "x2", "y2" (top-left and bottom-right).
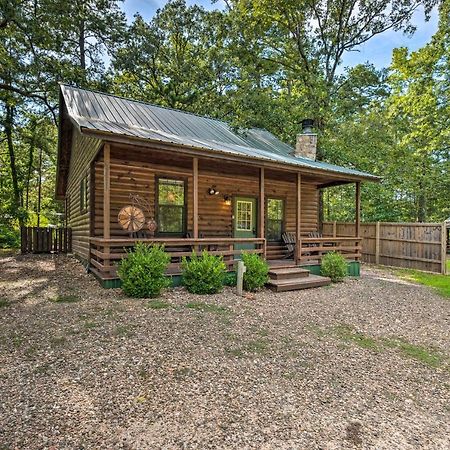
[
  {"x1": 208, "y1": 186, "x2": 220, "y2": 195},
  {"x1": 223, "y1": 195, "x2": 232, "y2": 206}
]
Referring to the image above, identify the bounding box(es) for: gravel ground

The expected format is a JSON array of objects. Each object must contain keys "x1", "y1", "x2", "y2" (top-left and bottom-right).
[{"x1": 0, "y1": 254, "x2": 449, "y2": 450}]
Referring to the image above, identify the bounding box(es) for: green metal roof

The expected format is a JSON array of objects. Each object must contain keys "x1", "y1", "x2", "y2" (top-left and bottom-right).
[{"x1": 60, "y1": 84, "x2": 379, "y2": 181}]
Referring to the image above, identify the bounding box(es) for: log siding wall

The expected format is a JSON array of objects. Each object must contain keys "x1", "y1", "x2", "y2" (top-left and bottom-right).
[
  {"x1": 65, "y1": 130, "x2": 101, "y2": 261},
  {"x1": 93, "y1": 145, "x2": 319, "y2": 239}
]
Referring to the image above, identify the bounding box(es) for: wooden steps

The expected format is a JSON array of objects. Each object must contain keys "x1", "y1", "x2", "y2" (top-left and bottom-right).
[
  {"x1": 268, "y1": 267, "x2": 310, "y2": 280},
  {"x1": 267, "y1": 265, "x2": 331, "y2": 292}
]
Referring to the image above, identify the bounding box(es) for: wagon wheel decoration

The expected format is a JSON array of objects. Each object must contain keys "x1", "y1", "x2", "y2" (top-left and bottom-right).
[{"x1": 118, "y1": 205, "x2": 146, "y2": 232}]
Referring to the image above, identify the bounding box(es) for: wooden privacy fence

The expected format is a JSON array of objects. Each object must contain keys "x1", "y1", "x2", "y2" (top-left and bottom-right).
[
  {"x1": 21, "y1": 227, "x2": 72, "y2": 254},
  {"x1": 323, "y1": 222, "x2": 447, "y2": 274}
]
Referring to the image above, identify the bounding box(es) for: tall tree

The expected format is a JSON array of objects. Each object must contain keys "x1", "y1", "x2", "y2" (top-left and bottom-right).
[
  {"x1": 112, "y1": 0, "x2": 231, "y2": 116},
  {"x1": 388, "y1": 0, "x2": 450, "y2": 221}
]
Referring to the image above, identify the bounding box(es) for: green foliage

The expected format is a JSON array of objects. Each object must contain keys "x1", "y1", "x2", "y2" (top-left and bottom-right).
[
  {"x1": 185, "y1": 302, "x2": 230, "y2": 314},
  {"x1": 0, "y1": 223, "x2": 19, "y2": 248},
  {"x1": 224, "y1": 272, "x2": 237, "y2": 287},
  {"x1": 181, "y1": 250, "x2": 226, "y2": 294},
  {"x1": 118, "y1": 243, "x2": 171, "y2": 298},
  {"x1": 241, "y1": 253, "x2": 269, "y2": 292},
  {"x1": 50, "y1": 294, "x2": 81, "y2": 303},
  {"x1": 395, "y1": 268, "x2": 450, "y2": 299},
  {"x1": 1, "y1": 0, "x2": 448, "y2": 253},
  {"x1": 321, "y1": 252, "x2": 348, "y2": 282}
]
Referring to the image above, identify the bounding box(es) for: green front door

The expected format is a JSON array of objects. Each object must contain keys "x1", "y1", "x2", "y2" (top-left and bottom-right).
[{"x1": 233, "y1": 197, "x2": 257, "y2": 252}]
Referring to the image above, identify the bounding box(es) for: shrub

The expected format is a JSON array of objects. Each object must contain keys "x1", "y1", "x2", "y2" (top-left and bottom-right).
[
  {"x1": 321, "y1": 251, "x2": 347, "y2": 282},
  {"x1": 118, "y1": 243, "x2": 171, "y2": 298},
  {"x1": 241, "y1": 253, "x2": 269, "y2": 291},
  {"x1": 0, "y1": 224, "x2": 20, "y2": 249},
  {"x1": 224, "y1": 272, "x2": 237, "y2": 287},
  {"x1": 181, "y1": 250, "x2": 226, "y2": 294}
]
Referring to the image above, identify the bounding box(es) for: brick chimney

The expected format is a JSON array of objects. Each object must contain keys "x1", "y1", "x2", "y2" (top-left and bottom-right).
[{"x1": 295, "y1": 119, "x2": 317, "y2": 160}]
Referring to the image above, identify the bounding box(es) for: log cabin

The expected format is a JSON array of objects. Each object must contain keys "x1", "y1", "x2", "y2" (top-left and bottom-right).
[{"x1": 56, "y1": 85, "x2": 379, "y2": 289}]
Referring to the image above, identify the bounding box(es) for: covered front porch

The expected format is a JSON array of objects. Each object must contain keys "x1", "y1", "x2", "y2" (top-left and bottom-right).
[{"x1": 88, "y1": 141, "x2": 363, "y2": 285}]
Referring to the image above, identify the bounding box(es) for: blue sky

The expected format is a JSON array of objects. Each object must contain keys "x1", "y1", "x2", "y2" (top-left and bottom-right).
[{"x1": 122, "y1": 0, "x2": 439, "y2": 70}]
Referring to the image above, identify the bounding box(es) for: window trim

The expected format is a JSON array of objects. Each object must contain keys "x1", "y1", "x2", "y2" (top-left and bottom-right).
[
  {"x1": 155, "y1": 175, "x2": 188, "y2": 237},
  {"x1": 266, "y1": 196, "x2": 286, "y2": 241}
]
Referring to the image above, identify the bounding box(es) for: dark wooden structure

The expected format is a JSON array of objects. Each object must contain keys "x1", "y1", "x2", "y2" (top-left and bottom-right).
[
  {"x1": 21, "y1": 227, "x2": 72, "y2": 254},
  {"x1": 56, "y1": 85, "x2": 378, "y2": 287}
]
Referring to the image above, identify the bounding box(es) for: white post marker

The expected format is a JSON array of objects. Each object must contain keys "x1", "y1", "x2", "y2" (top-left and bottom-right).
[{"x1": 236, "y1": 260, "x2": 246, "y2": 296}]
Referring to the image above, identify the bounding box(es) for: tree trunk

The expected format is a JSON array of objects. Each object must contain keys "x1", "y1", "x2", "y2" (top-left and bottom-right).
[
  {"x1": 5, "y1": 104, "x2": 24, "y2": 225},
  {"x1": 417, "y1": 191, "x2": 426, "y2": 223},
  {"x1": 25, "y1": 121, "x2": 36, "y2": 211},
  {"x1": 37, "y1": 146, "x2": 43, "y2": 227},
  {"x1": 79, "y1": 18, "x2": 86, "y2": 71}
]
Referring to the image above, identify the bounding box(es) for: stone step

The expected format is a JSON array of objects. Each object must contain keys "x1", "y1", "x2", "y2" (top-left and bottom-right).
[
  {"x1": 267, "y1": 274, "x2": 331, "y2": 292},
  {"x1": 268, "y1": 267, "x2": 310, "y2": 280}
]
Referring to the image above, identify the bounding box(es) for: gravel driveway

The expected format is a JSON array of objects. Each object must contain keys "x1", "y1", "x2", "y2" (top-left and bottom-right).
[{"x1": 0, "y1": 254, "x2": 449, "y2": 449}]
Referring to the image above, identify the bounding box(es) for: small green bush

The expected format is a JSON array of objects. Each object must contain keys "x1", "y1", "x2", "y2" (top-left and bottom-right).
[
  {"x1": 321, "y1": 251, "x2": 347, "y2": 282},
  {"x1": 181, "y1": 251, "x2": 226, "y2": 294},
  {"x1": 224, "y1": 272, "x2": 237, "y2": 287},
  {"x1": 241, "y1": 253, "x2": 269, "y2": 291},
  {"x1": 0, "y1": 224, "x2": 20, "y2": 249},
  {"x1": 118, "y1": 243, "x2": 171, "y2": 298}
]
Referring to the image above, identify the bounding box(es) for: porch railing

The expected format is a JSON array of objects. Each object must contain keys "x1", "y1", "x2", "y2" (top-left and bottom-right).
[
  {"x1": 89, "y1": 237, "x2": 266, "y2": 280},
  {"x1": 296, "y1": 237, "x2": 362, "y2": 263}
]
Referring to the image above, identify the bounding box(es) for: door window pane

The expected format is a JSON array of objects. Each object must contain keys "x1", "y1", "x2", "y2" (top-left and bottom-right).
[
  {"x1": 236, "y1": 200, "x2": 253, "y2": 231},
  {"x1": 267, "y1": 198, "x2": 284, "y2": 240}
]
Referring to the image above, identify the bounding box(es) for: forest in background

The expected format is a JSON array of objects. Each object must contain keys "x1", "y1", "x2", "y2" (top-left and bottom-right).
[{"x1": 1, "y1": 0, "x2": 449, "y2": 247}]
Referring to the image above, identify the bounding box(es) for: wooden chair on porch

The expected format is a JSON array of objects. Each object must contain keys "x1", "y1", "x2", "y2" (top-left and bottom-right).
[
  {"x1": 282, "y1": 231, "x2": 325, "y2": 260},
  {"x1": 281, "y1": 232, "x2": 296, "y2": 259}
]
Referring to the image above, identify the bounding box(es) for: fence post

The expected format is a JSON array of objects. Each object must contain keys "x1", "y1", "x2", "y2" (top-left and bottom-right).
[
  {"x1": 236, "y1": 260, "x2": 246, "y2": 296},
  {"x1": 20, "y1": 227, "x2": 27, "y2": 254},
  {"x1": 375, "y1": 221, "x2": 380, "y2": 265},
  {"x1": 332, "y1": 221, "x2": 337, "y2": 238},
  {"x1": 441, "y1": 222, "x2": 447, "y2": 275}
]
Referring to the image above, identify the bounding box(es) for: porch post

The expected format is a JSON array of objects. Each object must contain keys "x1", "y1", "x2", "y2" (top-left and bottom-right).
[
  {"x1": 193, "y1": 157, "x2": 199, "y2": 239},
  {"x1": 296, "y1": 173, "x2": 302, "y2": 265},
  {"x1": 103, "y1": 143, "x2": 110, "y2": 239},
  {"x1": 355, "y1": 181, "x2": 361, "y2": 237},
  {"x1": 103, "y1": 143, "x2": 111, "y2": 279},
  {"x1": 259, "y1": 167, "x2": 265, "y2": 257}
]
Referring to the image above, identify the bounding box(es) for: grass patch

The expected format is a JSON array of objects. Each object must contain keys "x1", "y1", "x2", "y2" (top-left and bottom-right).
[
  {"x1": 0, "y1": 297, "x2": 9, "y2": 308},
  {"x1": 332, "y1": 324, "x2": 380, "y2": 350},
  {"x1": 146, "y1": 300, "x2": 171, "y2": 309},
  {"x1": 50, "y1": 294, "x2": 81, "y2": 303},
  {"x1": 83, "y1": 321, "x2": 98, "y2": 330},
  {"x1": 113, "y1": 324, "x2": 134, "y2": 337},
  {"x1": 50, "y1": 335, "x2": 67, "y2": 346},
  {"x1": 245, "y1": 339, "x2": 268, "y2": 354},
  {"x1": 395, "y1": 268, "x2": 450, "y2": 298},
  {"x1": 311, "y1": 323, "x2": 448, "y2": 369},
  {"x1": 225, "y1": 337, "x2": 269, "y2": 358},
  {"x1": 225, "y1": 347, "x2": 244, "y2": 358},
  {"x1": 382, "y1": 338, "x2": 443, "y2": 368},
  {"x1": 185, "y1": 302, "x2": 230, "y2": 315}
]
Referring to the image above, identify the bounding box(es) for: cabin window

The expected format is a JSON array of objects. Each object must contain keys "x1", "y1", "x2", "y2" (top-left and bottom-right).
[
  {"x1": 157, "y1": 178, "x2": 186, "y2": 234},
  {"x1": 266, "y1": 198, "x2": 284, "y2": 241},
  {"x1": 79, "y1": 175, "x2": 88, "y2": 213}
]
